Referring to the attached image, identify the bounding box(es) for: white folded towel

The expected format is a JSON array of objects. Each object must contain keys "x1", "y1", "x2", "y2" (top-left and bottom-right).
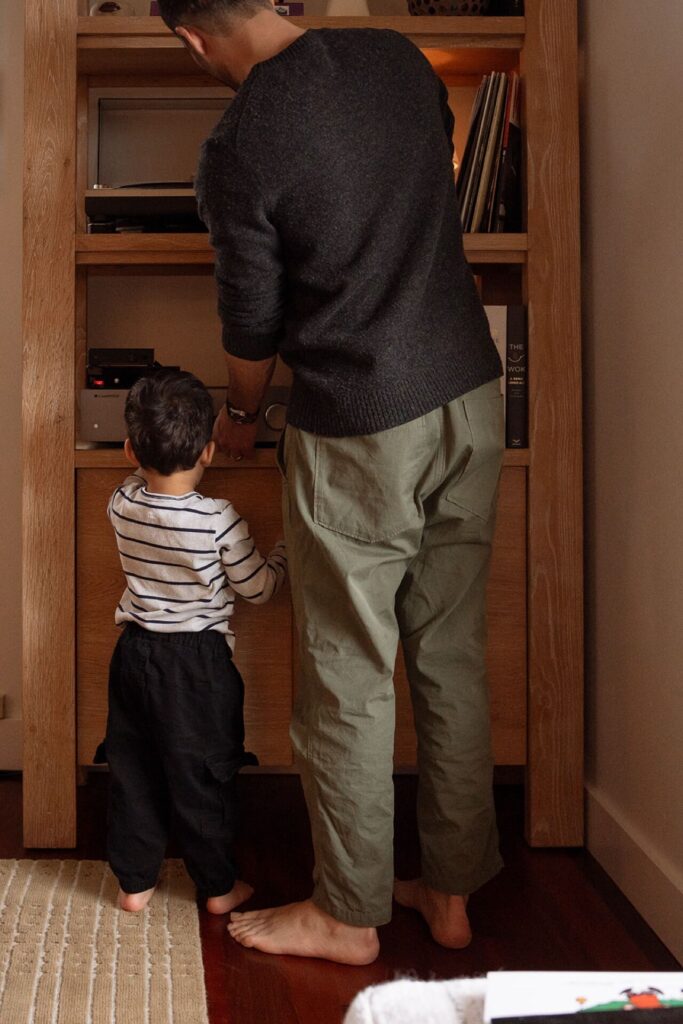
[{"x1": 344, "y1": 976, "x2": 488, "y2": 1024}]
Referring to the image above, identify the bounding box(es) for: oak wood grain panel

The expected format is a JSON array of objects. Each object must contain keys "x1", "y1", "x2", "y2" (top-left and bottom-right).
[
  {"x1": 22, "y1": 0, "x2": 78, "y2": 848},
  {"x1": 74, "y1": 447, "x2": 530, "y2": 471},
  {"x1": 74, "y1": 447, "x2": 280, "y2": 470},
  {"x1": 76, "y1": 16, "x2": 525, "y2": 43},
  {"x1": 76, "y1": 78, "x2": 88, "y2": 233},
  {"x1": 77, "y1": 15, "x2": 524, "y2": 37},
  {"x1": 75, "y1": 233, "x2": 528, "y2": 267},
  {"x1": 394, "y1": 467, "x2": 527, "y2": 767},
  {"x1": 77, "y1": 468, "x2": 292, "y2": 767},
  {"x1": 76, "y1": 17, "x2": 524, "y2": 76},
  {"x1": 75, "y1": 78, "x2": 88, "y2": 438},
  {"x1": 202, "y1": 469, "x2": 292, "y2": 765},
  {"x1": 522, "y1": 0, "x2": 584, "y2": 845},
  {"x1": 75, "y1": 272, "x2": 87, "y2": 439}
]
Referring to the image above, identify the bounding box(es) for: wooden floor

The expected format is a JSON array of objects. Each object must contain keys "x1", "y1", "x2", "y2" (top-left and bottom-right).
[{"x1": 1, "y1": 774, "x2": 679, "y2": 1023}]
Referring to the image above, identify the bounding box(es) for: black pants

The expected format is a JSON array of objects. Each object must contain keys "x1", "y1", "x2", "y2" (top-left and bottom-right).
[{"x1": 97, "y1": 624, "x2": 257, "y2": 899}]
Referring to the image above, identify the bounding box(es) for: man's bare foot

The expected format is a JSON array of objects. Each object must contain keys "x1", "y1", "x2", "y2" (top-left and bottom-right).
[
  {"x1": 227, "y1": 898, "x2": 379, "y2": 965},
  {"x1": 118, "y1": 887, "x2": 155, "y2": 912},
  {"x1": 393, "y1": 878, "x2": 472, "y2": 949},
  {"x1": 206, "y1": 880, "x2": 254, "y2": 915}
]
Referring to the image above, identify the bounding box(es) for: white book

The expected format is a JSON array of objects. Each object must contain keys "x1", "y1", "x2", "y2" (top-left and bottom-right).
[
  {"x1": 485, "y1": 304, "x2": 507, "y2": 409},
  {"x1": 484, "y1": 971, "x2": 683, "y2": 1024}
]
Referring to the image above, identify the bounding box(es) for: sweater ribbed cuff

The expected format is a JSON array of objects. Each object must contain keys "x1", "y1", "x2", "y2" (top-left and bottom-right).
[{"x1": 222, "y1": 325, "x2": 280, "y2": 361}]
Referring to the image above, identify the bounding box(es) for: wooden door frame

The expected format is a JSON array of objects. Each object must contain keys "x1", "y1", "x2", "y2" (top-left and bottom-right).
[{"x1": 523, "y1": 0, "x2": 584, "y2": 845}]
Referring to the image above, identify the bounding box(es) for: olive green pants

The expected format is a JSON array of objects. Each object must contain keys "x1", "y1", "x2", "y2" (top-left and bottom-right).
[{"x1": 278, "y1": 379, "x2": 504, "y2": 927}]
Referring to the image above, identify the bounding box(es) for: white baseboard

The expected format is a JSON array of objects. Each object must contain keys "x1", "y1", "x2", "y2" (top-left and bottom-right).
[{"x1": 586, "y1": 785, "x2": 683, "y2": 964}]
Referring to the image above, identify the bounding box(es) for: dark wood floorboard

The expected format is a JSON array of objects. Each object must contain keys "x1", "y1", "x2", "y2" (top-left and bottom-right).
[{"x1": 1, "y1": 773, "x2": 679, "y2": 1024}]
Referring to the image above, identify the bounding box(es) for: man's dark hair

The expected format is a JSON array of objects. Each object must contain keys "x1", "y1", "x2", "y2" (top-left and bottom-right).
[
  {"x1": 125, "y1": 369, "x2": 215, "y2": 476},
  {"x1": 157, "y1": 0, "x2": 272, "y2": 33}
]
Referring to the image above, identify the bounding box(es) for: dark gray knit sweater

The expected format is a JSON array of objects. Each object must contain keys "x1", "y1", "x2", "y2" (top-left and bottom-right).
[{"x1": 196, "y1": 28, "x2": 501, "y2": 437}]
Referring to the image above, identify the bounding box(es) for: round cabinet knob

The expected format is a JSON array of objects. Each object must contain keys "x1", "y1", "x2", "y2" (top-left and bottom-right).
[{"x1": 264, "y1": 403, "x2": 287, "y2": 432}]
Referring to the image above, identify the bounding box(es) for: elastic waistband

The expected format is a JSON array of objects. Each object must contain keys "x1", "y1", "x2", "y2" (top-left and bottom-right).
[{"x1": 120, "y1": 622, "x2": 230, "y2": 654}]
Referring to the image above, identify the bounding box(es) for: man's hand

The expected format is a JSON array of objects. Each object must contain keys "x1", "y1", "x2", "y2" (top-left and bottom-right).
[
  {"x1": 213, "y1": 404, "x2": 259, "y2": 461},
  {"x1": 215, "y1": 352, "x2": 277, "y2": 460}
]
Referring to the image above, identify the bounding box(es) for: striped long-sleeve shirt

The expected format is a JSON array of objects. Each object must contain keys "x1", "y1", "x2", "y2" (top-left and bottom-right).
[{"x1": 107, "y1": 474, "x2": 287, "y2": 651}]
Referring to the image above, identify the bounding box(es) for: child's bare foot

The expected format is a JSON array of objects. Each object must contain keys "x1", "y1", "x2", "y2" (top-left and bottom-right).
[
  {"x1": 227, "y1": 898, "x2": 379, "y2": 965},
  {"x1": 206, "y1": 880, "x2": 254, "y2": 915},
  {"x1": 393, "y1": 878, "x2": 472, "y2": 949},
  {"x1": 118, "y1": 887, "x2": 155, "y2": 912}
]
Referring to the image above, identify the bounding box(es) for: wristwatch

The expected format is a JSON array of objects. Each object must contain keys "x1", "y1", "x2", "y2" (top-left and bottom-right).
[{"x1": 226, "y1": 401, "x2": 260, "y2": 426}]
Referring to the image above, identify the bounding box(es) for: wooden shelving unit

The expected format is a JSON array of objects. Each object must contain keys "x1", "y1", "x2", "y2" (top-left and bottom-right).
[{"x1": 23, "y1": 1, "x2": 582, "y2": 850}]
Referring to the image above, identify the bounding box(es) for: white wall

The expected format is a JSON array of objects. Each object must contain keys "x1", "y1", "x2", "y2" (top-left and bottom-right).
[
  {"x1": 580, "y1": 0, "x2": 683, "y2": 962},
  {"x1": 0, "y1": 1, "x2": 24, "y2": 769}
]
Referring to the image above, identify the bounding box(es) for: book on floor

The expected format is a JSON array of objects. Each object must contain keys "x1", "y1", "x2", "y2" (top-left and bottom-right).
[{"x1": 484, "y1": 972, "x2": 683, "y2": 1024}]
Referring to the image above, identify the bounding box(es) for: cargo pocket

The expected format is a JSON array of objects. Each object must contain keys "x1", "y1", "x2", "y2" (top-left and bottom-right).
[
  {"x1": 275, "y1": 426, "x2": 287, "y2": 478},
  {"x1": 446, "y1": 387, "x2": 504, "y2": 522},
  {"x1": 201, "y1": 751, "x2": 259, "y2": 837},
  {"x1": 313, "y1": 425, "x2": 423, "y2": 543}
]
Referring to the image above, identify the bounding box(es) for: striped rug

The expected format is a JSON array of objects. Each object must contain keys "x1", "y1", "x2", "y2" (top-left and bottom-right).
[{"x1": 0, "y1": 859, "x2": 209, "y2": 1024}]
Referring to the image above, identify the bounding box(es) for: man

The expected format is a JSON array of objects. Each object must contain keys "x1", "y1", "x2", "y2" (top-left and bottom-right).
[{"x1": 158, "y1": 0, "x2": 504, "y2": 966}]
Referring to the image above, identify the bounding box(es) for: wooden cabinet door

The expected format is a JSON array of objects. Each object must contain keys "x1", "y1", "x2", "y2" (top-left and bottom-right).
[
  {"x1": 76, "y1": 467, "x2": 293, "y2": 766},
  {"x1": 78, "y1": 464, "x2": 526, "y2": 770},
  {"x1": 394, "y1": 466, "x2": 527, "y2": 766}
]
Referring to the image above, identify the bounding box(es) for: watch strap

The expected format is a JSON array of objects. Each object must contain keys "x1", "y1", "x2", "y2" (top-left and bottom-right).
[{"x1": 226, "y1": 401, "x2": 260, "y2": 425}]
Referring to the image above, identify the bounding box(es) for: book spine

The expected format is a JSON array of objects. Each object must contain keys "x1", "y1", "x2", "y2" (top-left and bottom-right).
[
  {"x1": 471, "y1": 74, "x2": 507, "y2": 233},
  {"x1": 493, "y1": 73, "x2": 522, "y2": 233},
  {"x1": 456, "y1": 78, "x2": 486, "y2": 207},
  {"x1": 484, "y1": 304, "x2": 507, "y2": 410},
  {"x1": 485, "y1": 73, "x2": 512, "y2": 231},
  {"x1": 462, "y1": 73, "x2": 498, "y2": 230},
  {"x1": 505, "y1": 305, "x2": 527, "y2": 448}
]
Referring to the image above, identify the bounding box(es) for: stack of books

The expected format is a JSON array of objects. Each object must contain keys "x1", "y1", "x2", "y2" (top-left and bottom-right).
[{"x1": 456, "y1": 71, "x2": 521, "y2": 233}]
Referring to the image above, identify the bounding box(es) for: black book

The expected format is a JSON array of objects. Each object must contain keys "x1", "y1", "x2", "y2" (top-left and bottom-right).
[
  {"x1": 493, "y1": 72, "x2": 522, "y2": 232},
  {"x1": 462, "y1": 73, "x2": 499, "y2": 230},
  {"x1": 485, "y1": 72, "x2": 513, "y2": 232},
  {"x1": 505, "y1": 305, "x2": 527, "y2": 448},
  {"x1": 478, "y1": 74, "x2": 509, "y2": 233},
  {"x1": 456, "y1": 78, "x2": 487, "y2": 209}
]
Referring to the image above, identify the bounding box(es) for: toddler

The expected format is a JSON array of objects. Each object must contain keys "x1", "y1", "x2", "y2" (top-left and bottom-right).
[{"x1": 97, "y1": 368, "x2": 286, "y2": 914}]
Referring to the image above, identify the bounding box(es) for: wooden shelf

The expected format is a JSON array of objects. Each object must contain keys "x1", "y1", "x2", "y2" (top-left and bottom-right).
[
  {"x1": 85, "y1": 188, "x2": 195, "y2": 198},
  {"x1": 74, "y1": 447, "x2": 279, "y2": 470},
  {"x1": 74, "y1": 447, "x2": 529, "y2": 470},
  {"x1": 76, "y1": 233, "x2": 214, "y2": 265},
  {"x1": 77, "y1": 16, "x2": 523, "y2": 79},
  {"x1": 76, "y1": 232, "x2": 528, "y2": 266}
]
